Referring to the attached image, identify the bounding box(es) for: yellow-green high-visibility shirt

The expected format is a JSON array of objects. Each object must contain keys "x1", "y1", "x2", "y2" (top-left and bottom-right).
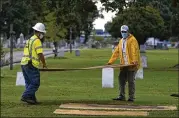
[{"x1": 21, "y1": 35, "x2": 43, "y2": 68}]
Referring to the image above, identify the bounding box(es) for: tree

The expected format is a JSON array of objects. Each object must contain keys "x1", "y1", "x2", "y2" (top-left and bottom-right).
[
  {"x1": 105, "y1": 6, "x2": 164, "y2": 45},
  {"x1": 104, "y1": 21, "x2": 112, "y2": 33},
  {"x1": 45, "y1": 0, "x2": 99, "y2": 44},
  {"x1": 100, "y1": 0, "x2": 127, "y2": 13},
  {"x1": 146, "y1": 0, "x2": 172, "y2": 40},
  {"x1": 0, "y1": 0, "x2": 45, "y2": 39},
  {"x1": 0, "y1": 0, "x2": 100, "y2": 46},
  {"x1": 171, "y1": 0, "x2": 179, "y2": 38},
  {"x1": 101, "y1": 0, "x2": 173, "y2": 40}
]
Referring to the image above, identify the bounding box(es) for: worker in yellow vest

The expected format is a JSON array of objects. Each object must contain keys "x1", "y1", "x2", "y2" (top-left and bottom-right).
[
  {"x1": 20, "y1": 23, "x2": 47, "y2": 104},
  {"x1": 107, "y1": 25, "x2": 141, "y2": 102}
]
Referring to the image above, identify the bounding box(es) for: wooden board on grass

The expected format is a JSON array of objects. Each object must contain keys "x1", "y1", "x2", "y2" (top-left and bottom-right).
[
  {"x1": 54, "y1": 109, "x2": 148, "y2": 116},
  {"x1": 59, "y1": 103, "x2": 177, "y2": 111}
]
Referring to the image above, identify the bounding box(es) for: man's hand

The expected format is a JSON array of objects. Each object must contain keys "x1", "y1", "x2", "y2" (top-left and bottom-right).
[
  {"x1": 132, "y1": 61, "x2": 138, "y2": 66},
  {"x1": 107, "y1": 63, "x2": 112, "y2": 65}
]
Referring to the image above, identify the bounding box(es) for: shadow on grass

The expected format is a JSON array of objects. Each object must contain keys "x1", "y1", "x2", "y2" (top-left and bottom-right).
[
  {"x1": 144, "y1": 68, "x2": 178, "y2": 71},
  {"x1": 48, "y1": 57, "x2": 68, "y2": 59}
]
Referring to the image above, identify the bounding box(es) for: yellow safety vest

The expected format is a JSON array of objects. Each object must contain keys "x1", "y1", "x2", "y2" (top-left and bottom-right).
[{"x1": 21, "y1": 35, "x2": 43, "y2": 68}]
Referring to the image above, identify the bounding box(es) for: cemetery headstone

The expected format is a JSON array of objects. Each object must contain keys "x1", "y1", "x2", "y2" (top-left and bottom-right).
[
  {"x1": 135, "y1": 67, "x2": 143, "y2": 79},
  {"x1": 16, "y1": 72, "x2": 25, "y2": 86},
  {"x1": 112, "y1": 45, "x2": 116, "y2": 53},
  {"x1": 75, "y1": 50, "x2": 80, "y2": 56},
  {"x1": 18, "y1": 33, "x2": 25, "y2": 48},
  {"x1": 20, "y1": 33, "x2": 24, "y2": 44},
  {"x1": 102, "y1": 68, "x2": 114, "y2": 88},
  {"x1": 140, "y1": 45, "x2": 146, "y2": 53},
  {"x1": 3, "y1": 40, "x2": 9, "y2": 48},
  {"x1": 17, "y1": 38, "x2": 20, "y2": 44},
  {"x1": 141, "y1": 55, "x2": 147, "y2": 68},
  {"x1": 57, "y1": 50, "x2": 64, "y2": 57}
]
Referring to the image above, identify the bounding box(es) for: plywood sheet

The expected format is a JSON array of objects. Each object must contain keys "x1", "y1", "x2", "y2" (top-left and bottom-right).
[
  {"x1": 59, "y1": 103, "x2": 177, "y2": 111},
  {"x1": 54, "y1": 109, "x2": 148, "y2": 116}
]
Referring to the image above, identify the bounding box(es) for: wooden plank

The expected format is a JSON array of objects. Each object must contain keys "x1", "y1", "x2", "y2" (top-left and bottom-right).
[
  {"x1": 39, "y1": 64, "x2": 135, "y2": 71},
  {"x1": 59, "y1": 103, "x2": 177, "y2": 111},
  {"x1": 54, "y1": 109, "x2": 148, "y2": 116}
]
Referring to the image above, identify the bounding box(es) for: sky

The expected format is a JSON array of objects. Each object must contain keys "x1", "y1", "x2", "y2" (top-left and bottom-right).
[{"x1": 93, "y1": 1, "x2": 116, "y2": 31}]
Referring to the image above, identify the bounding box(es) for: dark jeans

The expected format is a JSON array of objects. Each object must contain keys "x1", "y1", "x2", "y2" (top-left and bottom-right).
[
  {"x1": 118, "y1": 67, "x2": 136, "y2": 99},
  {"x1": 21, "y1": 64, "x2": 40, "y2": 100}
]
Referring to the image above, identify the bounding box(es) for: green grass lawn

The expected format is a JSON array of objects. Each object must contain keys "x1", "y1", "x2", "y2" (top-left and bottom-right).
[{"x1": 1, "y1": 48, "x2": 178, "y2": 117}]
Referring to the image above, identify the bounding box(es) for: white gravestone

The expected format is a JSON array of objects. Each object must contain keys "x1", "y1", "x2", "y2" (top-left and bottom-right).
[
  {"x1": 140, "y1": 45, "x2": 146, "y2": 53},
  {"x1": 135, "y1": 68, "x2": 143, "y2": 79},
  {"x1": 75, "y1": 50, "x2": 80, "y2": 56},
  {"x1": 17, "y1": 38, "x2": 21, "y2": 44},
  {"x1": 20, "y1": 33, "x2": 24, "y2": 44},
  {"x1": 16, "y1": 72, "x2": 25, "y2": 86},
  {"x1": 141, "y1": 56, "x2": 147, "y2": 68},
  {"x1": 102, "y1": 68, "x2": 114, "y2": 88},
  {"x1": 58, "y1": 50, "x2": 64, "y2": 57},
  {"x1": 112, "y1": 45, "x2": 116, "y2": 53}
]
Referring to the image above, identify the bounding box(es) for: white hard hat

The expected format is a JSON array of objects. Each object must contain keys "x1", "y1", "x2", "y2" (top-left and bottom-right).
[
  {"x1": 32, "y1": 23, "x2": 46, "y2": 33},
  {"x1": 121, "y1": 25, "x2": 129, "y2": 32}
]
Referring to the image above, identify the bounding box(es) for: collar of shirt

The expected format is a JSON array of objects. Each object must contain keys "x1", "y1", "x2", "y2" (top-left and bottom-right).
[{"x1": 122, "y1": 38, "x2": 127, "y2": 52}]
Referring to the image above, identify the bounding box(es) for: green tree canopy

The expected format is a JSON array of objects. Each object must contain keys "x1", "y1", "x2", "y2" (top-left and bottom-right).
[
  {"x1": 105, "y1": 6, "x2": 164, "y2": 45},
  {"x1": 0, "y1": 0, "x2": 100, "y2": 44},
  {"x1": 44, "y1": 0, "x2": 99, "y2": 44},
  {"x1": 102, "y1": 0, "x2": 173, "y2": 41},
  {"x1": 171, "y1": 0, "x2": 179, "y2": 38}
]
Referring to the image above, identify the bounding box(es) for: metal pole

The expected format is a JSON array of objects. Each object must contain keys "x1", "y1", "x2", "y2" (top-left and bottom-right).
[
  {"x1": 10, "y1": 24, "x2": 13, "y2": 70},
  {"x1": 70, "y1": 27, "x2": 72, "y2": 53},
  {"x1": 154, "y1": 38, "x2": 156, "y2": 49}
]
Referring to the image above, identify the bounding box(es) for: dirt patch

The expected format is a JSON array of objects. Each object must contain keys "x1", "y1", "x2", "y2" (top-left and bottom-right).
[
  {"x1": 54, "y1": 109, "x2": 148, "y2": 116},
  {"x1": 59, "y1": 103, "x2": 177, "y2": 111}
]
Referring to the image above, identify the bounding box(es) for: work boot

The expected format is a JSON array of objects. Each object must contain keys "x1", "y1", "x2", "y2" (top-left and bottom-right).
[
  {"x1": 112, "y1": 96, "x2": 126, "y2": 101},
  {"x1": 21, "y1": 97, "x2": 37, "y2": 105},
  {"x1": 127, "y1": 98, "x2": 134, "y2": 102}
]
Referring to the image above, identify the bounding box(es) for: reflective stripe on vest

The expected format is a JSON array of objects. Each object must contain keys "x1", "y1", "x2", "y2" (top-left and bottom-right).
[
  {"x1": 23, "y1": 55, "x2": 39, "y2": 61},
  {"x1": 24, "y1": 37, "x2": 40, "y2": 62},
  {"x1": 35, "y1": 46, "x2": 42, "y2": 50},
  {"x1": 28, "y1": 38, "x2": 37, "y2": 58}
]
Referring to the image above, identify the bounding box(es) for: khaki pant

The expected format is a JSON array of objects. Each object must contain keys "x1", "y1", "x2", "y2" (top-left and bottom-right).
[{"x1": 118, "y1": 67, "x2": 136, "y2": 99}]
